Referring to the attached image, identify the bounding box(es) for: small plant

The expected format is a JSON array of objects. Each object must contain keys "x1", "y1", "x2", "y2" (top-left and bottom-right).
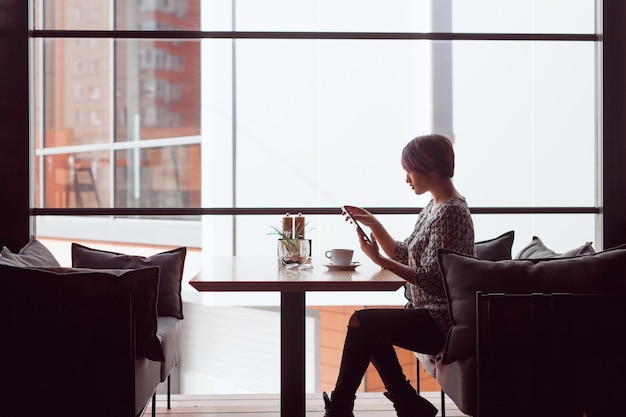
[
  {"x1": 268, "y1": 221, "x2": 311, "y2": 252},
  {"x1": 269, "y1": 220, "x2": 314, "y2": 265}
]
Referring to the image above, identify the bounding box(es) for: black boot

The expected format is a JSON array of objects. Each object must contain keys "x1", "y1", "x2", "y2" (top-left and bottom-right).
[
  {"x1": 322, "y1": 391, "x2": 355, "y2": 417},
  {"x1": 383, "y1": 380, "x2": 438, "y2": 417}
]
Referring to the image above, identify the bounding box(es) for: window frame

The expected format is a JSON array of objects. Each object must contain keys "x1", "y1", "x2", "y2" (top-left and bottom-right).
[{"x1": 30, "y1": 29, "x2": 600, "y2": 214}]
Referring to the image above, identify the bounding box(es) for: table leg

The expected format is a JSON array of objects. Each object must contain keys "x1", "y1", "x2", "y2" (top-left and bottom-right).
[{"x1": 281, "y1": 291, "x2": 306, "y2": 417}]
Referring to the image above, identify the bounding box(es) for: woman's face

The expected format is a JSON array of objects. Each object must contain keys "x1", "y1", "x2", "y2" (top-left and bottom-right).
[{"x1": 405, "y1": 170, "x2": 431, "y2": 195}]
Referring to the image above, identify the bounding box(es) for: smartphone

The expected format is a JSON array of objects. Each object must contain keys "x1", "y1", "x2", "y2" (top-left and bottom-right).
[{"x1": 342, "y1": 206, "x2": 371, "y2": 243}]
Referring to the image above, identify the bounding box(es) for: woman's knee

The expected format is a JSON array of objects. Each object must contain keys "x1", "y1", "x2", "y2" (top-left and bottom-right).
[{"x1": 348, "y1": 311, "x2": 360, "y2": 328}]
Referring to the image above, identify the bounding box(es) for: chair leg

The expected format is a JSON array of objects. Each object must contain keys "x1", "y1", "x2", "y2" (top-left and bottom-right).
[
  {"x1": 416, "y1": 357, "x2": 446, "y2": 416},
  {"x1": 416, "y1": 361, "x2": 421, "y2": 394},
  {"x1": 152, "y1": 392, "x2": 156, "y2": 417},
  {"x1": 440, "y1": 389, "x2": 445, "y2": 417},
  {"x1": 167, "y1": 375, "x2": 171, "y2": 409}
]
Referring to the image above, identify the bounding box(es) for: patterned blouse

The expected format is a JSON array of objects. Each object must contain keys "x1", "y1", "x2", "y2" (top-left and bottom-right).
[{"x1": 392, "y1": 197, "x2": 475, "y2": 334}]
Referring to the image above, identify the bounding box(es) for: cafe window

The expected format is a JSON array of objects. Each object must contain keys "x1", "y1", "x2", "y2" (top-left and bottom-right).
[
  {"x1": 32, "y1": 0, "x2": 599, "y2": 254},
  {"x1": 30, "y1": 0, "x2": 601, "y2": 398}
]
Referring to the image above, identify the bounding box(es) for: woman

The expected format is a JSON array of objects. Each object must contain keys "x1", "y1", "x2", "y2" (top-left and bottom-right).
[{"x1": 323, "y1": 134, "x2": 475, "y2": 417}]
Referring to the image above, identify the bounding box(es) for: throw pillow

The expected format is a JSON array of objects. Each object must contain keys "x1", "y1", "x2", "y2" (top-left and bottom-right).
[
  {"x1": 438, "y1": 245, "x2": 626, "y2": 364},
  {"x1": 475, "y1": 231, "x2": 515, "y2": 261},
  {"x1": 71, "y1": 243, "x2": 186, "y2": 319},
  {"x1": 0, "y1": 236, "x2": 60, "y2": 267},
  {"x1": 515, "y1": 236, "x2": 595, "y2": 259},
  {"x1": 0, "y1": 264, "x2": 164, "y2": 362}
]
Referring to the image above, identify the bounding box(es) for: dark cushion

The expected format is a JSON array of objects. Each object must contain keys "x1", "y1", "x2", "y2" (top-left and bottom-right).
[
  {"x1": 0, "y1": 237, "x2": 60, "y2": 267},
  {"x1": 72, "y1": 243, "x2": 186, "y2": 318},
  {"x1": 438, "y1": 245, "x2": 626, "y2": 364},
  {"x1": 475, "y1": 231, "x2": 515, "y2": 261},
  {"x1": 404, "y1": 231, "x2": 516, "y2": 303},
  {"x1": 0, "y1": 264, "x2": 164, "y2": 362},
  {"x1": 515, "y1": 236, "x2": 595, "y2": 259}
]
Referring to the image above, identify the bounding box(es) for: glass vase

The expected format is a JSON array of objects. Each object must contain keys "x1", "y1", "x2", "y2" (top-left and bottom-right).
[{"x1": 277, "y1": 239, "x2": 310, "y2": 266}]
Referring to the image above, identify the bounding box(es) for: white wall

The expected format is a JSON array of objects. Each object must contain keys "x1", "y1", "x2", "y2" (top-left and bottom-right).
[{"x1": 180, "y1": 302, "x2": 318, "y2": 394}]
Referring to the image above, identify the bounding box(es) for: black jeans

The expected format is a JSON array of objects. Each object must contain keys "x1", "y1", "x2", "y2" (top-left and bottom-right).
[{"x1": 333, "y1": 308, "x2": 446, "y2": 397}]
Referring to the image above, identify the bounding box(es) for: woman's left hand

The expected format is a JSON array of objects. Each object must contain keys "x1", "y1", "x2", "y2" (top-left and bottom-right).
[{"x1": 357, "y1": 230, "x2": 385, "y2": 265}]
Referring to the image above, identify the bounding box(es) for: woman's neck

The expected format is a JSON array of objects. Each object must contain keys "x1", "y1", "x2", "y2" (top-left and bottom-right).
[{"x1": 431, "y1": 178, "x2": 462, "y2": 206}]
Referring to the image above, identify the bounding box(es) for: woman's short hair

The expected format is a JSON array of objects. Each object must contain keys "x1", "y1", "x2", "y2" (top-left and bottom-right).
[{"x1": 401, "y1": 134, "x2": 455, "y2": 179}]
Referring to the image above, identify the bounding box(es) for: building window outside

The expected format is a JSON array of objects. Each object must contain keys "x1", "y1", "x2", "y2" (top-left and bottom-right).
[{"x1": 34, "y1": 1, "x2": 201, "y2": 215}]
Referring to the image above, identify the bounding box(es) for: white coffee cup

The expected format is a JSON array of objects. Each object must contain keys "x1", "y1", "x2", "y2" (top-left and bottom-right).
[{"x1": 325, "y1": 249, "x2": 354, "y2": 266}]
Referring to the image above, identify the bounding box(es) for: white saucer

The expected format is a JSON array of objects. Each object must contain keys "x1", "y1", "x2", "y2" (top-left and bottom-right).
[{"x1": 323, "y1": 262, "x2": 361, "y2": 271}]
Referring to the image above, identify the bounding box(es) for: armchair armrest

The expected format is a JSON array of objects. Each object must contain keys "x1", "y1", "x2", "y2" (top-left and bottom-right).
[{"x1": 4, "y1": 294, "x2": 136, "y2": 416}]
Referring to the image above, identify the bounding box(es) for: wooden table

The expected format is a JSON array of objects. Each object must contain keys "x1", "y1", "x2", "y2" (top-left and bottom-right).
[{"x1": 189, "y1": 256, "x2": 405, "y2": 417}]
